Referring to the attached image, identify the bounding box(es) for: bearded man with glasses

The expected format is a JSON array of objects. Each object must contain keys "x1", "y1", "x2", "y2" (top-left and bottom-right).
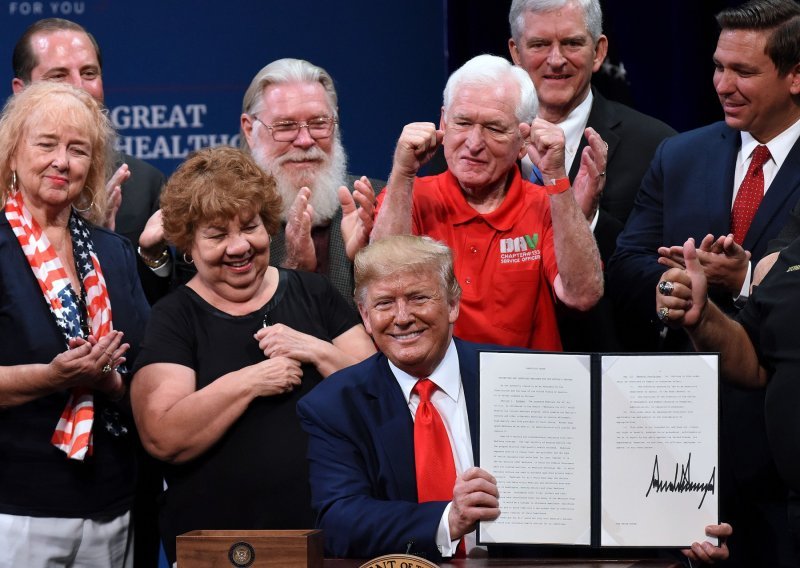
[{"x1": 240, "y1": 58, "x2": 382, "y2": 307}]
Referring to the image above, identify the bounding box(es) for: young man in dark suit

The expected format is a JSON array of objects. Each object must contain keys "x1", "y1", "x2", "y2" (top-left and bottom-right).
[{"x1": 609, "y1": 1, "x2": 800, "y2": 565}]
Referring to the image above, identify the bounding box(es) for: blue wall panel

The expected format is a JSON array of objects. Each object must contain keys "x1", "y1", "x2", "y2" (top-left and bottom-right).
[{"x1": 2, "y1": 0, "x2": 448, "y2": 180}]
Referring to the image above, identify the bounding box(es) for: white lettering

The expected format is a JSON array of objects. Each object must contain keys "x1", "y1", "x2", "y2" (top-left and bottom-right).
[
  {"x1": 116, "y1": 134, "x2": 240, "y2": 160},
  {"x1": 110, "y1": 104, "x2": 208, "y2": 130},
  {"x1": 49, "y1": 1, "x2": 84, "y2": 14},
  {"x1": 9, "y1": 2, "x2": 44, "y2": 15}
]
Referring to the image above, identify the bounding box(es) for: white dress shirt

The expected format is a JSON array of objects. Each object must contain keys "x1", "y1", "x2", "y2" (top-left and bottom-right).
[
  {"x1": 732, "y1": 117, "x2": 800, "y2": 300},
  {"x1": 388, "y1": 338, "x2": 477, "y2": 557}
]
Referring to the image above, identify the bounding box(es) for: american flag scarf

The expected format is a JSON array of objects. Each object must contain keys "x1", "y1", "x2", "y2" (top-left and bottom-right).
[{"x1": 5, "y1": 190, "x2": 113, "y2": 461}]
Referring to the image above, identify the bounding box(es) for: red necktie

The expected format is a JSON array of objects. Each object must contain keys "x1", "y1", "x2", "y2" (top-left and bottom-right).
[
  {"x1": 731, "y1": 144, "x2": 771, "y2": 244},
  {"x1": 412, "y1": 379, "x2": 465, "y2": 557}
]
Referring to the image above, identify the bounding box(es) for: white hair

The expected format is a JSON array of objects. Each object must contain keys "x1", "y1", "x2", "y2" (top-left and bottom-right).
[{"x1": 442, "y1": 54, "x2": 538, "y2": 123}]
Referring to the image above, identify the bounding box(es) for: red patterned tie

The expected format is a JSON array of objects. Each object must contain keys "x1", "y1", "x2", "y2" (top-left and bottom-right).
[
  {"x1": 413, "y1": 379, "x2": 466, "y2": 557},
  {"x1": 731, "y1": 144, "x2": 771, "y2": 244}
]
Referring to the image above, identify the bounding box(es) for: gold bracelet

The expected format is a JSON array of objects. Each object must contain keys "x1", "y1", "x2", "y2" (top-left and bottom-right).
[{"x1": 137, "y1": 246, "x2": 169, "y2": 269}]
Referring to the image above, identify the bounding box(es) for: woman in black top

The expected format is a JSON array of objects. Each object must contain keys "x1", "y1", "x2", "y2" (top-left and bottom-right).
[{"x1": 130, "y1": 147, "x2": 374, "y2": 563}]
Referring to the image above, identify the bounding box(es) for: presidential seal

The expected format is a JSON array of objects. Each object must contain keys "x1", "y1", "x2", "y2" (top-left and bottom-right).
[{"x1": 228, "y1": 541, "x2": 255, "y2": 567}]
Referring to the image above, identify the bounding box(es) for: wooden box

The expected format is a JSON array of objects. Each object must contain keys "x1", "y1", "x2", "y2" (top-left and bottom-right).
[{"x1": 176, "y1": 529, "x2": 323, "y2": 568}]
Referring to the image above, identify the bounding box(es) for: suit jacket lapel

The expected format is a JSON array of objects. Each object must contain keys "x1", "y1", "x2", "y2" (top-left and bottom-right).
[
  {"x1": 570, "y1": 90, "x2": 621, "y2": 182},
  {"x1": 705, "y1": 126, "x2": 740, "y2": 237},
  {"x1": 455, "y1": 338, "x2": 480, "y2": 462},
  {"x1": 366, "y1": 355, "x2": 418, "y2": 500},
  {"x1": 744, "y1": 135, "x2": 800, "y2": 255}
]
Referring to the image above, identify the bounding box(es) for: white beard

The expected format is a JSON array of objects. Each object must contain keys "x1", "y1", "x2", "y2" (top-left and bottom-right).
[{"x1": 254, "y1": 134, "x2": 348, "y2": 227}]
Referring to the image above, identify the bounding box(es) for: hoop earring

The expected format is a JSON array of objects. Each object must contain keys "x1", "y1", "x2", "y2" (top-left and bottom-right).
[
  {"x1": 183, "y1": 252, "x2": 194, "y2": 264},
  {"x1": 72, "y1": 189, "x2": 95, "y2": 214},
  {"x1": 10, "y1": 170, "x2": 18, "y2": 193}
]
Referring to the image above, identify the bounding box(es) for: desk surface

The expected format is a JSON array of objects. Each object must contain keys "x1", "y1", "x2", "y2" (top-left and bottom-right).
[{"x1": 324, "y1": 560, "x2": 680, "y2": 567}]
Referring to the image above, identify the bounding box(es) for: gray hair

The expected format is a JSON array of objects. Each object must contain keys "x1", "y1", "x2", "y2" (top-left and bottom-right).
[
  {"x1": 509, "y1": 0, "x2": 603, "y2": 44},
  {"x1": 354, "y1": 236, "x2": 461, "y2": 307},
  {"x1": 240, "y1": 58, "x2": 338, "y2": 150},
  {"x1": 443, "y1": 54, "x2": 538, "y2": 124}
]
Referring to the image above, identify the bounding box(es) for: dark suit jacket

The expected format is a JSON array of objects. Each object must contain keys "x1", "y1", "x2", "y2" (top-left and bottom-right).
[
  {"x1": 558, "y1": 90, "x2": 676, "y2": 352},
  {"x1": 296, "y1": 337, "x2": 482, "y2": 561},
  {"x1": 115, "y1": 153, "x2": 167, "y2": 305},
  {"x1": 269, "y1": 175, "x2": 383, "y2": 308},
  {"x1": 577, "y1": 90, "x2": 677, "y2": 261},
  {"x1": 608, "y1": 121, "x2": 800, "y2": 340},
  {"x1": 607, "y1": 121, "x2": 800, "y2": 566}
]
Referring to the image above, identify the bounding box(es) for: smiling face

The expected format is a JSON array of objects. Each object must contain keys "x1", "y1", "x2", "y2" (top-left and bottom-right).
[
  {"x1": 11, "y1": 113, "x2": 92, "y2": 219},
  {"x1": 508, "y1": 2, "x2": 607, "y2": 123},
  {"x1": 14, "y1": 30, "x2": 104, "y2": 104},
  {"x1": 358, "y1": 268, "x2": 459, "y2": 378},
  {"x1": 190, "y1": 212, "x2": 271, "y2": 302},
  {"x1": 713, "y1": 28, "x2": 800, "y2": 143},
  {"x1": 242, "y1": 81, "x2": 335, "y2": 189},
  {"x1": 441, "y1": 79, "x2": 527, "y2": 200}
]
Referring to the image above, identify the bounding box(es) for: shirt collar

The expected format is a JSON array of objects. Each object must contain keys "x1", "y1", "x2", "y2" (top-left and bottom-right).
[
  {"x1": 558, "y1": 89, "x2": 594, "y2": 170},
  {"x1": 390, "y1": 338, "x2": 461, "y2": 404},
  {"x1": 444, "y1": 166, "x2": 527, "y2": 232},
  {"x1": 740, "y1": 115, "x2": 800, "y2": 169}
]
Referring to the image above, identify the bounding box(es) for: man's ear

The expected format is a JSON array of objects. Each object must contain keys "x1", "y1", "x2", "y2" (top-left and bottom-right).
[
  {"x1": 358, "y1": 304, "x2": 373, "y2": 335},
  {"x1": 509, "y1": 37, "x2": 521, "y2": 65},
  {"x1": 448, "y1": 297, "x2": 460, "y2": 325},
  {"x1": 788, "y1": 63, "x2": 800, "y2": 96},
  {"x1": 11, "y1": 78, "x2": 26, "y2": 95},
  {"x1": 439, "y1": 107, "x2": 447, "y2": 131},
  {"x1": 592, "y1": 35, "x2": 609, "y2": 72},
  {"x1": 241, "y1": 113, "x2": 255, "y2": 149}
]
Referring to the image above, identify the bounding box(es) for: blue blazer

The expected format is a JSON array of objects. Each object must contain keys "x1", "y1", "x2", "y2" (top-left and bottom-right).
[
  {"x1": 609, "y1": 121, "x2": 800, "y2": 335},
  {"x1": 297, "y1": 337, "x2": 483, "y2": 561}
]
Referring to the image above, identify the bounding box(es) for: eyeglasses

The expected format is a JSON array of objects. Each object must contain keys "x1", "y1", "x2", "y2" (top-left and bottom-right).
[
  {"x1": 447, "y1": 120, "x2": 517, "y2": 143},
  {"x1": 252, "y1": 115, "x2": 338, "y2": 142}
]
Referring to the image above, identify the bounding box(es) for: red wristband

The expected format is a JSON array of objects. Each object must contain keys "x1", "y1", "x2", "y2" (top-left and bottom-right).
[{"x1": 545, "y1": 177, "x2": 571, "y2": 195}]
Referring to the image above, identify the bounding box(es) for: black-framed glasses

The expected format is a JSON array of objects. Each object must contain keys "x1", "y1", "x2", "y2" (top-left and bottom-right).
[{"x1": 252, "y1": 115, "x2": 338, "y2": 142}]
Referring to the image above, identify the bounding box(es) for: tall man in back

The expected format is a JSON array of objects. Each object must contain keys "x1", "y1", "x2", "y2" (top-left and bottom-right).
[
  {"x1": 508, "y1": 0, "x2": 676, "y2": 351},
  {"x1": 608, "y1": 1, "x2": 800, "y2": 565},
  {"x1": 12, "y1": 18, "x2": 166, "y2": 304}
]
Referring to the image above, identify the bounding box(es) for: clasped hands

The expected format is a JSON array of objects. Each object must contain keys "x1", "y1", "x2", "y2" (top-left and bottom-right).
[
  {"x1": 658, "y1": 233, "x2": 750, "y2": 295},
  {"x1": 51, "y1": 329, "x2": 130, "y2": 398}
]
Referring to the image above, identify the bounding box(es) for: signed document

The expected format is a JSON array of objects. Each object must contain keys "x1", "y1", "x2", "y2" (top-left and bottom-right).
[
  {"x1": 600, "y1": 354, "x2": 718, "y2": 547},
  {"x1": 477, "y1": 352, "x2": 718, "y2": 549}
]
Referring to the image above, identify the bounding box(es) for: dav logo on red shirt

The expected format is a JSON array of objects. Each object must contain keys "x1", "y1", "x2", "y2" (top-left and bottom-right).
[{"x1": 499, "y1": 233, "x2": 541, "y2": 264}]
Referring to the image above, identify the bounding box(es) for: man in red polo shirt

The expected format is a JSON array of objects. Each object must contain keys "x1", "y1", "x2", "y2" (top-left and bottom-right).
[{"x1": 372, "y1": 54, "x2": 604, "y2": 350}]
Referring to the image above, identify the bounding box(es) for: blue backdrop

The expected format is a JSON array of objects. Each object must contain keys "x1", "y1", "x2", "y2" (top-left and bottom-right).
[{"x1": 2, "y1": 0, "x2": 448, "y2": 180}]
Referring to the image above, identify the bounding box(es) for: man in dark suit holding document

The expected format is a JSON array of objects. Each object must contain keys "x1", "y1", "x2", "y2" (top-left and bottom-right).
[{"x1": 297, "y1": 235, "x2": 731, "y2": 563}]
